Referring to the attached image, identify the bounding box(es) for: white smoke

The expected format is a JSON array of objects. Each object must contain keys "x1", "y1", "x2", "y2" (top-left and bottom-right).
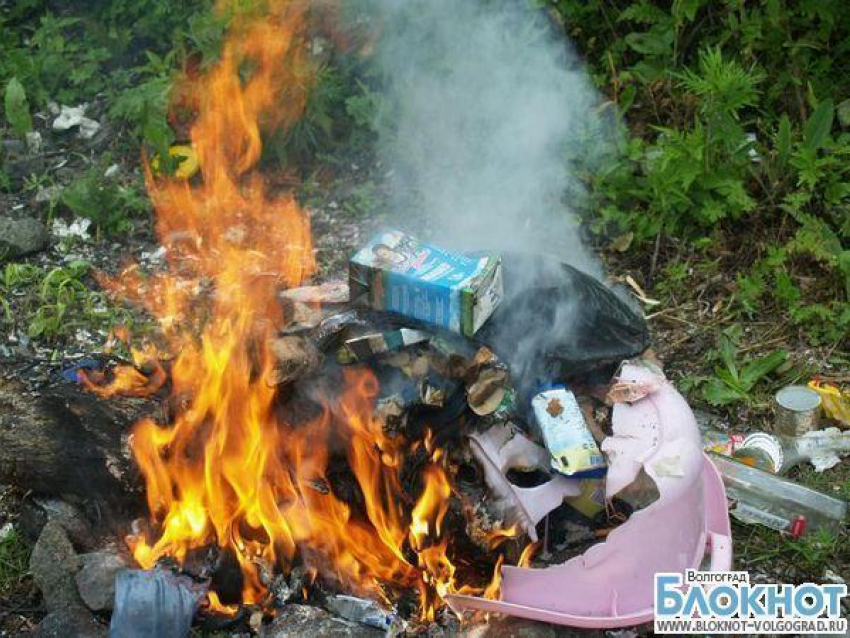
[{"x1": 356, "y1": 0, "x2": 618, "y2": 277}]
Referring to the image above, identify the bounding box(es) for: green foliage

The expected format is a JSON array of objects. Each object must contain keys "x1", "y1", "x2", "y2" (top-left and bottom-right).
[
  {"x1": 555, "y1": 0, "x2": 848, "y2": 346},
  {"x1": 342, "y1": 180, "x2": 385, "y2": 218},
  {"x1": 0, "y1": 260, "x2": 133, "y2": 341},
  {"x1": 676, "y1": 46, "x2": 764, "y2": 116},
  {"x1": 0, "y1": 528, "x2": 31, "y2": 597},
  {"x1": 701, "y1": 328, "x2": 787, "y2": 406},
  {"x1": 95, "y1": 0, "x2": 211, "y2": 55},
  {"x1": 266, "y1": 58, "x2": 382, "y2": 171},
  {"x1": 108, "y1": 51, "x2": 176, "y2": 158},
  {"x1": 0, "y1": 14, "x2": 111, "y2": 107},
  {"x1": 739, "y1": 524, "x2": 846, "y2": 575},
  {"x1": 3, "y1": 77, "x2": 33, "y2": 137},
  {"x1": 590, "y1": 45, "x2": 765, "y2": 239},
  {"x1": 60, "y1": 168, "x2": 148, "y2": 236},
  {"x1": 274, "y1": 64, "x2": 347, "y2": 166},
  {"x1": 0, "y1": 0, "x2": 213, "y2": 151}
]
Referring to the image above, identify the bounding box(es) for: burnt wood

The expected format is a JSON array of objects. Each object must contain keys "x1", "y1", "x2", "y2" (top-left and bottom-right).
[{"x1": 0, "y1": 376, "x2": 155, "y2": 507}]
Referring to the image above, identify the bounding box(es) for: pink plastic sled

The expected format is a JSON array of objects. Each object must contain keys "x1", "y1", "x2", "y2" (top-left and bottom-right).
[{"x1": 445, "y1": 363, "x2": 733, "y2": 628}]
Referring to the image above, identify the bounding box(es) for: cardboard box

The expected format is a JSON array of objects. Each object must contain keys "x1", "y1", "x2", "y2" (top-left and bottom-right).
[
  {"x1": 349, "y1": 230, "x2": 503, "y2": 337},
  {"x1": 531, "y1": 386, "x2": 607, "y2": 478}
]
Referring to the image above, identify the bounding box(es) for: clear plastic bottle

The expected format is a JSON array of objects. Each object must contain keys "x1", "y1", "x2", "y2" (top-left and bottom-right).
[
  {"x1": 735, "y1": 429, "x2": 850, "y2": 474},
  {"x1": 709, "y1": 452, "x2": 848, "y2": 537},
  {"x1": 700, "y1": 424, "x2": 850, "y2": 474}
]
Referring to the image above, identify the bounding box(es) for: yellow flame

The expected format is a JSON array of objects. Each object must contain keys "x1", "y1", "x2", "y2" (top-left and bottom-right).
[{"x1": 84, "y1": 0, "x2": 517, "y2": 619}]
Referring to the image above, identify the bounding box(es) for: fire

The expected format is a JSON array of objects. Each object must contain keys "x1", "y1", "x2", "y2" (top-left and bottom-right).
[{"x1": 84, "y1": 0, "x2": 519, "y2": 621}]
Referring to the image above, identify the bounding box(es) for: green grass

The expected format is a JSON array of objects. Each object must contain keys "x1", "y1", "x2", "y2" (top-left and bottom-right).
[
  {"x1": 792, "y1": 461, "x2": 850, "y2": 501},
  {"x1": 733, "y1": 521, "x2": 848, "y2": 581},
  {"x1": 0, "y1": 260, "x2": 137, "y2": 343},
  {"x1": 732, "y1": 460, "x2": 849, "y2": 581},
  {"x1": 0, "y1": 529, "x2": 32, "y2": 598}
]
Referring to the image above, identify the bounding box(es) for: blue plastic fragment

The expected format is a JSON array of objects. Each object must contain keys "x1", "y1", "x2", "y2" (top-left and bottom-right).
[
  {"x1": 61, "y1": 357, "x2": 101, "y2": 383},
  {"x1": 109, "y1": 569, "x2": 208, "y2": 638}
]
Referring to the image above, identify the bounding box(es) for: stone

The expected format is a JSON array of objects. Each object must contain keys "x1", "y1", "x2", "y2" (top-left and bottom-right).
[
  {"x1": 25, "y1": 131, "x2": 43, "y2": 154},
  {"x1": 35, "y1": 606, "x2": 106, "y2": 638},
  {"x1": 1, "y1": 138, "x2": 45, "y2": 182},
  {"x1": 261, "y1": 604, "x2": 381, "y2": 638},
  {"x1": 29, "y1": 520, "x2": 81, "y2": 612},
  {"x1": 76, "y1": 550, "x2": 128, "y2": 611},
  {"x1": 0, "y1": 216, "x2": 49, "y2": 261},
  {"x1": 18, "y1": 498, "x2": 96, "y2": 551},
  {"x1": 34, "y1": 184, "x2": 64, "y2": 205}
]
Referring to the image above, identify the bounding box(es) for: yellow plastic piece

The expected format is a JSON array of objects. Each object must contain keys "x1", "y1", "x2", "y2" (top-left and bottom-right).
[
  {"x1": 151, "y1": 145, "x2": 199, "y2": 179},
  {"x1": 808, "y1": 380, "x2": 849, "y2": 427}
]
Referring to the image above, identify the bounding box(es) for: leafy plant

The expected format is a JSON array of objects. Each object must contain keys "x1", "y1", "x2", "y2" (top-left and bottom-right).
[
  {"x1": 557, "y1": 0, "x2": 847, "y2": 347},
  {"x1": 0, "y1": 260, "x2": 134, "y2": 341},
  {"x1": 3, "y1": 77, "x2": 33, "y2": 137},
  {"x1": 0, "y1": 14, "x2": 112, "y2": 107},
  {"x1": 108, "y1": 51, "x2": 176, "y2": 158},
  {"x1": 702, "y1": 330, "x2": 788, "y2": 406},
  {"x1": 60, "y1": 168, "x2": 148, "y2": 235}
]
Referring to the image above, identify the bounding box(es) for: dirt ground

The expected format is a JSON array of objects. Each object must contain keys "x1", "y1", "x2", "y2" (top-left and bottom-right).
[{"x1": 0, "y1": 121, "x2": 847, "y2": 635}]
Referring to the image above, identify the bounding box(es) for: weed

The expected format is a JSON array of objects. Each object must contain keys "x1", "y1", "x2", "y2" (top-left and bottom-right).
[
  {"x1": 3, "y1": 77, "x2": 33, "y2": 138},
  {"x1": 0, "y1": 13, "x2": 111, "y2": 107},
  {"x1": 0, "y1": 529, "x2": 31, "y2": 597},
  {"x1": 108, "y1": 53, "x2": 176, "y2": 159},
  {"x1": 700, "y1": 327, "x2": 788, "y2": 407},
  {"x1": 734, "y1": 521, "x2": 846, "y2": 580},
  {"x1": 557, "y1": 0, "x2": 848, "y2": 346},
  {"x1": 60, "y1": 168, "x2": 148, "y2": 236},
  {"x1": 342, "y1": 180, "x2": 384, "y2": 218},
  {"x1": 1, "y1": 260, "x2": 134, "y2": 342}
]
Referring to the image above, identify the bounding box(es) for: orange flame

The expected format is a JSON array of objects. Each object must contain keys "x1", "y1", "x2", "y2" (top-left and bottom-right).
[{"x1": 85, "y1": 0, "x2": 517, "y2": 620}]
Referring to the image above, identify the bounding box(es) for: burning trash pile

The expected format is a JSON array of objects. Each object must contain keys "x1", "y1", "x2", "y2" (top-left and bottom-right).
[
  {"x1": 93, "y1": 218, "x2": 677, "y2": 635},
  {"x1": 70, "y1": 0, "x2": 732, "y2": 635}
]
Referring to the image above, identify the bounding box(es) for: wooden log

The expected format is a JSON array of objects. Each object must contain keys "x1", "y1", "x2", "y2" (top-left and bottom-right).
[{"x1": 0, "y1": 376, "x2": 156, "y2": 508}]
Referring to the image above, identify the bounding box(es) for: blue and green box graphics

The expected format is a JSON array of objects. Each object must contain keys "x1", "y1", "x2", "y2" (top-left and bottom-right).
[{"x1": 349, "y1": 230, "x2": 503, "y2": 337}]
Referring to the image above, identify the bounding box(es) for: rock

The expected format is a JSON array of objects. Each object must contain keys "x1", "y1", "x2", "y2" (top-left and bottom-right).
[
  {"x1": 25, "y1": 131, "x2": 43, "y2": 154},
  {"x1": 261, "y1": 604, "x2": 381, "y2": 638},
  {"x1": 0, "y1": 216, "x2": 49, "y2": 260},
  {"x1": 2, "y1": 138, "x2": 45, "y2": 182},
  {"x1": 19, "y1": 497, "x2": 96, "y2": 550},
  {"x1": 34, "y1": 184, "x2": 64, "y2": 205},
  {"x1": 76, "y1": 550, "x2": 128, "y2": 611},
  {"x1": 29, "y1": 520, "x2": 81, "y2": 612},
  {"x1": 35, "y1": 606, "x2": 106, "y2": 638}
]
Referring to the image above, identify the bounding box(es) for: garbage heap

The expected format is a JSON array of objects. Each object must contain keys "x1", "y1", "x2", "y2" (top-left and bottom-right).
[
  {"x1": 109, "y1": 229, "x2": 660, "y2": 634},
  {"x1": 300, "y1": 230, "x2": 652, "y2": 553}
]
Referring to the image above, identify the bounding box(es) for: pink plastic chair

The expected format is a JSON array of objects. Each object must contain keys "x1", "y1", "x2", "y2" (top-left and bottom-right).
[{"x1": 446, "y1": 363, "x2": 732, "y2": 628}]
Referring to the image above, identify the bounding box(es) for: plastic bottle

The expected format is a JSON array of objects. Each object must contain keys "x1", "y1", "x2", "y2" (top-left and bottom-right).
[
  {"x1": 735, "y1": 429, "x2": 850, "y2": 473},
  {"x1": 700, "y1": 425, "x2": 850, "y2": 474},
  {"x1": 708, "y1": 453, "x2": 848, "y2": 537}
]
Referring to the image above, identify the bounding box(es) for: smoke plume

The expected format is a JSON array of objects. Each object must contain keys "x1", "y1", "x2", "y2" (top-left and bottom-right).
[{"x1": 358, "y1": 0, "x2": 617, "y2": 276}]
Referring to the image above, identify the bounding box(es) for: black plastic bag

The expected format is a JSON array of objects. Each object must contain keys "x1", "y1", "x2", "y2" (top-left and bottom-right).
[{"x1": 474, "y1": 253, "x2": 650, "y2": 390}]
